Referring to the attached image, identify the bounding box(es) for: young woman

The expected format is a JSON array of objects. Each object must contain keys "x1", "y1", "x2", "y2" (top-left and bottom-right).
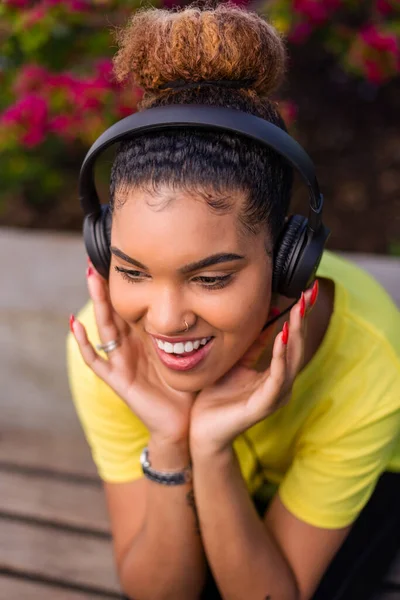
[{"x1": 67, "y1": 5, "x2": 400, "y2": 600}]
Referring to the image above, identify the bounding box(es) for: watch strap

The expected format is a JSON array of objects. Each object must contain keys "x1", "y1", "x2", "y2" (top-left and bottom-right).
[{"x1": 140, "y1": 446, "x2": 192, "y2": 485}]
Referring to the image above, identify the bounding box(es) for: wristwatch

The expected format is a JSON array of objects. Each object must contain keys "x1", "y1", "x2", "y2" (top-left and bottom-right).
[{"x1": 140, "y1": 446, "x2": 192, "y2": 485}]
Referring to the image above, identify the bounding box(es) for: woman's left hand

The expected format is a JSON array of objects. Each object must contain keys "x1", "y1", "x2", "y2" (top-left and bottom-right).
[{"x1": 190, "y1": 284, "x2": 317, "y2": 455}]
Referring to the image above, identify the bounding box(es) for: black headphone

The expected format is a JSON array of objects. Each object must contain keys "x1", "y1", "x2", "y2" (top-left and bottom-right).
[{"x1": 79, "y1": 104, "x2": 330, "y2": 299}]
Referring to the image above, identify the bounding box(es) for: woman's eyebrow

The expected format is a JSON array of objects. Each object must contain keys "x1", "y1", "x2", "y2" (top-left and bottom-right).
[
  {"x1": 179, "y1": 253, "x2": 245, "y2": 274},
  {"x1": 110, "y1": 247, "x2": 244, "y2": 273},
  {"x1": 111, "y1": 247, "x2": 148, "y2": 270}
]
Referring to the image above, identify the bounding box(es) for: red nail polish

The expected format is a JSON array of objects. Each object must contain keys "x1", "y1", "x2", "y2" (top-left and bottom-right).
[
  {"x1": 87, "y1": 265, "x2": 93, "y2": 278},
  {"x1": 310, "y1": 280, "x2": 319, "y2": 307},
  {"x1": 282, "y1": 321, "x2": 289, "y2": 345},
  {"x1": 300, "y1": 292, "x2": 306, "y2": 318},
  {"x1": 69, "y1": 314, "x2": 75, "y2": 334}
]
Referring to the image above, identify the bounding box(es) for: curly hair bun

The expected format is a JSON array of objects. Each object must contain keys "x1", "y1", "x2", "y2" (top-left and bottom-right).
[{"x1": 113, "y1": 3, "x2": 287, "y2": 99}]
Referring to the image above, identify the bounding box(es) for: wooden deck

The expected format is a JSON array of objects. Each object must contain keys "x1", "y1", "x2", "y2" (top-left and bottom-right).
[{"x1": 0, "y1": 229, "x2": 399, "y2": 599}]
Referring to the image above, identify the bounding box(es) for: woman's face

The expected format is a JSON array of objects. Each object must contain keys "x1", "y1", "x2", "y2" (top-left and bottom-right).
[{"x1": 109, "y1": 186, "x2": 273, "y2": 392}]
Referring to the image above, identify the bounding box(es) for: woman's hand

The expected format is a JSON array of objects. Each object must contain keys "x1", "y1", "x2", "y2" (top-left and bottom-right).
[
  {"x1": 69, "y1": 262, "x2": 195, "y2": 444},
  {"x1": 190, "y1": 284, "x2": 318, "y2": 455}
]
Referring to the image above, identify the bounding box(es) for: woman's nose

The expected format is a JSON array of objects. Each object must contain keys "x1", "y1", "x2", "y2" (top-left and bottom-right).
[{"x1": 147, "y1": 285, "x2": 191, "y2": 335}]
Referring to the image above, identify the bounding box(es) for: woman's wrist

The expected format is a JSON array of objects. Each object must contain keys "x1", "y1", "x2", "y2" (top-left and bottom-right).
[
  {"x1": 190, "y1": 438, "x2": 234, "y2": 464},
  {"x1": 148, "y1": 436, "x2": 191, "y2": 471}
]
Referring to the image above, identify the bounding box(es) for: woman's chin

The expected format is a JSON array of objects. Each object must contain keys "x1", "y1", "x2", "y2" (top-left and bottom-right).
[
  {"x1": 158, "y1": 361, "x2": 228, "y2": 393},
  {"x1": 162, "y1": 370, "x2": 217, "y2": 393}
]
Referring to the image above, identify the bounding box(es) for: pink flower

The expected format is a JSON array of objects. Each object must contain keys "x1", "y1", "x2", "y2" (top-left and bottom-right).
[
  {"x1": 69, "y1": 0, "x2": 89, "y2": 10},
  {"x1": 363, "y1": 58, "x2": 386, "y2": 84},
  {"x1": 3, "y1": 59, "x2": 139, "y2": 148},
  {"x1": 46, "y1": 72, "x2": 75, "y2": 89},
  {"x1": 48, "y1": 114, "x2": 79, "y2": 140},
  {"x1": 4, "y1": 0, "x2": 31, "y2": 7},
  {"x1": 1, "y1": 94, "x2": 48, "y2": 148},
  {"x1": 49, "y1": 115, "x2": 70, "y2": 132},
  {"x1": 47, "y1": 0, "x2": 89, "y2": 11},
  {"x1": 22, "y1": 128, "x2": 46, "y2": 147},
  {"x1": 13, "y1": 64, "x2": 48, "y2": 95},
  {"x1": 94, "y1": 59, "x2": 114, "y2": 83},
  {"x1": 294, "y1": 1, "x2": 325, "y2": 23},
  {"x1": 117, "y1": 104, "x2": 134, "y2": 118},
  {"x1": 376, "y1": 0, "x2": 394, "y2": 15},
  {"x1": 26, "y1": 3, "x2": 46, "y2": 26},
  {"x1": 288, "y1": 21, "x2": 313, "y2": 44},
  {"x1": 293, "y1": 0, "x2": 342, "y2": 25},
  {"x1": 360, "y1": 25, "x2": 399, "y2": 56}
]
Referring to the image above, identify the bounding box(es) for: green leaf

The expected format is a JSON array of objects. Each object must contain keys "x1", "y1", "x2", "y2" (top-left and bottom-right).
[{"x1": 19, "y1": 27, "x2": 51, "y2": 53}]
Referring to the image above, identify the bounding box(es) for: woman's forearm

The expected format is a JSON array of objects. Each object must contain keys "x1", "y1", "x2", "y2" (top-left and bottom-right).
[
  {"x1": 120, "y1": 438, "x2": 207, "y2": 600},
  {"x1": 191, "y1": 445, "x2": 298, "y2": 600}
]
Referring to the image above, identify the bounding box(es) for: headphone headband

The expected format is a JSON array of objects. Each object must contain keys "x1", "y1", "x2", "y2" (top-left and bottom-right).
[{"x1": 79, "y1": 104, "x2": 324, "y2": 233}]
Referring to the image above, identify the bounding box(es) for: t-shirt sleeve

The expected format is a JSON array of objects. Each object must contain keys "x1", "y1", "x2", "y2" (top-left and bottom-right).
[
  {"x1": 279, "y1": 351, "x2": 400, "y2": 529},
  {"x1": 66, "y1": 301, "x2": 149, "y2": 483}
]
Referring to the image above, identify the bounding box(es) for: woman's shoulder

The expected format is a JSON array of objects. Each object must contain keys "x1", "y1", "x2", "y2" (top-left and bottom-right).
[
  {"x1": 293, "y1": 250, "x2": 400, "y2": 419},
  {"x1": 317, "y1": 250, "x2": 400, "y2": 363}
]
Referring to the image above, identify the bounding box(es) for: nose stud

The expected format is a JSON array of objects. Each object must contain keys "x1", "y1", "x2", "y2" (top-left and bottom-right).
[{"x1": 184, "y1": 320, "x2": 189, "y2": 332}]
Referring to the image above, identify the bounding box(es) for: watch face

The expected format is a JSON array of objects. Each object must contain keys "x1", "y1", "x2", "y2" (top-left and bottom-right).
[{"x1": 140, "y1": 447, "x2": 149, "y2": 468}]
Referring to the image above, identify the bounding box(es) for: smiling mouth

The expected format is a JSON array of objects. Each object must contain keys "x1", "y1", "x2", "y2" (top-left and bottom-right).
[
  {"x1": 154, "y1": 336, "x2": 213, "y2": 356},
  {"x1": 151, "y1": 336, "x2": 215, "y2": 371}
]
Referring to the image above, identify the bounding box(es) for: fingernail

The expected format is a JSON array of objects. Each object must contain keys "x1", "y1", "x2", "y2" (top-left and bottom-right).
[
  {"x1": 69, "y1": 314, "x2": 75, "y2": 334},
  {"x1": 87, "y1": 265, "x2": 94, "y2": 278},
  {"x1": 300, "y1": 292, "x2": 306, "y2": 318},
  {"x1": 282, "y1": 321, "x2": 289, "y2": 345},
  {"x1": 310, "y1": 280, "x2": 319, "y2": 307}
]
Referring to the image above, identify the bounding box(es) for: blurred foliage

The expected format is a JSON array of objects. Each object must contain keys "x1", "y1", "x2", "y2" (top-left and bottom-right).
[
  {"x1": 0, "y1": 0, "x2": 399, "y2": 208},
  {"x1": 388, "y1": 240, "x2": 400, "y2": 257}
]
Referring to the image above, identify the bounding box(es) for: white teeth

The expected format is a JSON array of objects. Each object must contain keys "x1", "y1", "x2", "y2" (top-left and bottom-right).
[
  {"x1": 156, "y1": 336, "x2": 211, "y2": 355},
  {"x1": 163, "y1": 342, "x2": 174, "y2": 354}
]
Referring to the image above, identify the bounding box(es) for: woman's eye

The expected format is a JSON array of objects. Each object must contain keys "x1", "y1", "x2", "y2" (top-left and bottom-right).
[
  {"x1": 193, "y1": 274, "x2": 233, "y2": 290},
  {"x1": 114, "y1": 266, "x2": 149, "y2": 283},
  {"x1": 114, "y1": 266, "x2": 232, "y2": 290}
]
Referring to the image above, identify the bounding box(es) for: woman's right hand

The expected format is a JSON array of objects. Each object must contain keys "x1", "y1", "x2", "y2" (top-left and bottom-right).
[{"x1": 69, "y1": 262, "x2": 195, "y2": 444}]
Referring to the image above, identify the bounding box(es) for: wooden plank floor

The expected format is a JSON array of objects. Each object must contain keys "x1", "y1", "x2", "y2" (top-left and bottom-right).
[
  {"x1": 0, "y1": 229, "x2": 124, "y2": 597},
  {"x1": 0, "y1": 463, "x2": 122, "y2": 598},
  {"x1": 1, "y1": 429, "x2": 399, "y2": 599},
  {"x1": 1, "y1": 230, "x2": 399, "y2": 599}
]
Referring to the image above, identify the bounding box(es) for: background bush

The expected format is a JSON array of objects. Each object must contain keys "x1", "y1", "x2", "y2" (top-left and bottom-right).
[{"x1": 1, "y1": 0, "x2": 399, "y2": 252}]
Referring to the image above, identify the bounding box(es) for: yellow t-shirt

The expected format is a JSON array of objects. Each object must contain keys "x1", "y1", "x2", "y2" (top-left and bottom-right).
[{"x1": 66, "y1": 251, "x2": 400, "y2": 529}]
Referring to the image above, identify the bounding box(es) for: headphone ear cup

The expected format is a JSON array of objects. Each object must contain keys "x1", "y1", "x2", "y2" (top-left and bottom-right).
[
  {"x1": 82, "y1": 205, "x2": 111, "y2": 280},
  {"x1": 103, "y1": 205, "x2": 112, "y2": 249},
  {"x1": 272, "y1": 215, "x2": 307, "y2": 296}
]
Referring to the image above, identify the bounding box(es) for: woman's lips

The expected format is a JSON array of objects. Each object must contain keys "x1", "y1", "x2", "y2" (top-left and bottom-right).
[{"x1": 152, "y1": 337, "x2": 214, "y2": 371}]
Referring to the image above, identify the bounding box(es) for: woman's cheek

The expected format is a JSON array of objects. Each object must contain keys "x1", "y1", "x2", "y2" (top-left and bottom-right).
[
  {"x1": 206, "y1": 292, "x2": 269, "y2": 367},
  {"x1": 109, "y1": 277, "x2": 144, "y2": 323},
  {"x1": 203, "y1": 282, "x2": 270, "y2": 334}
]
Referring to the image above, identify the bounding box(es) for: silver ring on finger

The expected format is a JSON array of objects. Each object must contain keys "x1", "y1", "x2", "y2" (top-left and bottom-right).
[{"x1": 96, "y1": 337, "x2": 121, "y2": 354}]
